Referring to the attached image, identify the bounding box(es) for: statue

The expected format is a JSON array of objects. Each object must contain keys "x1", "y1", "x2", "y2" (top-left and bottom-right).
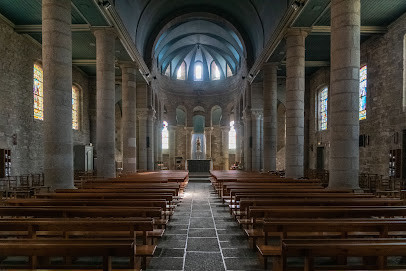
[{"x1": 196, "y1": 137, "x2": 201, "y2": 152}]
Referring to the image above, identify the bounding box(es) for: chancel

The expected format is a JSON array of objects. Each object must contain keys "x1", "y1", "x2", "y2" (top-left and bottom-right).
[{"x1": 1, "y1": 0, "x2": 406, "y2": 270}]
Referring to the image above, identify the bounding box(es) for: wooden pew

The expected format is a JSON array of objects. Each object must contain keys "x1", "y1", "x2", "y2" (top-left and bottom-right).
[
  {"x1": 0, "y1": 239, "x2": 136, "y2": 271},
  {"x1": 257, "y1": 218, "x2": 406, "y2": 269},
  {"x1": 280, "y1": 238, "x2": 406, "y2": 271},
  {"x1": 0, "y1": 217, "x2": 156, "y2": 269}
]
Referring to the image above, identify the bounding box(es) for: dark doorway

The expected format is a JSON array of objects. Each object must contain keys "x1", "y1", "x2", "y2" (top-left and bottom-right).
[{"x1": 317, "y1": 147, "x2": 325, "y2": 170}]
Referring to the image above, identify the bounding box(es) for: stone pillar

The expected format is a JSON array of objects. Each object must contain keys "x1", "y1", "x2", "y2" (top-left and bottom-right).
[
  {"x1": 285, "y1": 28, "x2": 308, "y2": 178},
  {"x1": 137, "y1": 109, "x2": 148, "y2": 171},
  {"x1": 221, "y1": 126, "x2": 230, "y2": 170},
  {"x1": 263, "y1": 63, "x2": 278, "y2": 172},
  {"x1": 120, "y1": 62, "x2": 137, "y2": 173},
  {"x1": 329, "y1": 0, "x2": 360, "y2": 189},
  {"x1": 147, "y1": 110, "x2": 155, "y2": 170},
  {"x1": 42, "y1": 0, "x2": 74, "y2": 189},
  {"x1": 94, "y1": 28, "x2": 116, "y2": 178},
  {"x1": 185, "y1": 127, "x2": 192, "y2": 162},
  {"x1": 168, "y1": 126, "x2": 176, "y2": 169},
  {"x1": 205, "y1": 127, "x2": 213, "y2": 159},
  {"x1": 251, "y1": 110, "x2": 263, "y2": 171},
  {"x1": 243, "y1": 110, "x2": 252, "y2": 171},
  {"x1": 154, "y1": 120, "x2": 161, "y2": 169},
  {"x1": 235, "y1": 121, "x2": 243, "y2": 163}
]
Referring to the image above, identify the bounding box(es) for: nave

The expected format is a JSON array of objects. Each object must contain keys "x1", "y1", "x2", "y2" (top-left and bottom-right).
[{"x1": 148, "y1": 180, "x2": 261, "y2": 271}]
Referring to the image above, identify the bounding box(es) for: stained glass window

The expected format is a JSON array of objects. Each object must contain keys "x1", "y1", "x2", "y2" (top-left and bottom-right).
[
  {"x1": 72, "y1": 86, "x2": 80, "y2": 130},
  {"x1": 162, "y1": 121, "x2": 169, "y2": 150},
  {"x1": 227, "y1": 64, "x2": 233, "y2": 77},
  {"x1": 359, "y1": 65, "x2": 367, "y2": 120},
  {"x1": 211, "y1": 61, "x2": 220, "y2": 80},
  {"x1": 229, "y1": 121, "x2": 236, "y2": 149},
  {"x1": 318, "y1": 87, "x2": 328, "y2": 131},
  {"x1": 194, "y1": 61, "x2": 203, "y2": 81},
  {"x1": 33, "y1": 64, "x2": 44, "y2": 120},
  {"x1": 176, "y1": 61, "x2": 186, "y2": 80}
]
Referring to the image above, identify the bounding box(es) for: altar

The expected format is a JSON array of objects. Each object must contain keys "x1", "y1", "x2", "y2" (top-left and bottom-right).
[{"x1": 187, "y1": 159, "x2": 211, "y2": 173}]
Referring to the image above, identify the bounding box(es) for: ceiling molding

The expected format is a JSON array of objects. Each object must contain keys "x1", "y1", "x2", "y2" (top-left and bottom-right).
[
  {"x1": 72, "y1": 59, "x2": 97, "y2": 66},
  {"x1": 281, "y1": 60, "x2": 330, "y2": 67},
  {"x1": 15, "y1": 24, "x2": 91, "y2": 33},
  {"x1": 247, "y1": 0, "x2": 308, "y2": 84},
  {"x1": 310, "y1": 25, "x2": 388, "y2": 34},
  {"x1": 99, "y1": 2, "x2": 151, "y2": 84}
]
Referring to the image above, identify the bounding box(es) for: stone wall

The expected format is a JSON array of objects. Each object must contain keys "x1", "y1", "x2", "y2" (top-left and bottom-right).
[
  {"x1": 0, "y1": 18, "x2": 91, "y2": 176},
  {"x1": 307, "y1": 12, "x2": 406, "y2": 177}
]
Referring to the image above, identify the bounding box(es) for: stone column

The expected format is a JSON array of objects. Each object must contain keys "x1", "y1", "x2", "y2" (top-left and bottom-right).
[
  {"x1": 120, "y1": 62, "x2": 137, "y2": 173},
  {"x1": 329, "y1": 0, "x2": 360, "y2": 189},
  {"x1": 285, "y1": 28, "x2": 308, "y2": 178},
  {"x1": 243, "y1": 110, "x2": 252, "y2": 171},
  {"x1": 94, "y1": 28, "x2": 116, "y2": 178},
  {"x1": 137, "y1": 109, "x2": 148, "y2": 171},
  {"x1": 168, "y1": 126, "x2": 176, "y2": 169},
  {"x1": 235, "y1": 121, "x2": 243, "y2": 163},
  {"x1": 185, "y1": 127, "x2": 192, "y2": 162},
  {"x1": 263, "y1": 63, "x2": 278, "y2": 172},
  {"x1": 205, "y1": 127, "x2": 213, "y2": 159},
  {"x1": 251, "y1": 110, "x2": 263, "y2": 171},
  {"x1": 221, "y1": 126, "x2": 230, "y2": 170},
  {"x1": 42, "y1": 0, "x2": 74, "y2": 189},
  {"x1": 147, "y1": 110, "x2": 156, "y2": 170},
  {"x1": 154, "y1": 120, "x2": 161, "y2": 169}
]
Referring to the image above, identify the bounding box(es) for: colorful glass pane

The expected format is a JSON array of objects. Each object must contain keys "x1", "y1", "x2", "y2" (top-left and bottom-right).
[
  {"x1": 162, "y1": 121, "x2": 169, "y2": 149},
  {"x1": 229, "y1": 121, "x2": 236, "y2": 149},
  {"x1": 359, "y1": 65, "x2": 367, "y2": 120},
  {"x1": 318, "y1": 87, "x2": 328, "y2": 131},
  {"x1": 33, "y1": 64, "x2": 44, "y2": 120},
  {"x1": 72, "y1": 86, "x2": 79, "y2": 130}
]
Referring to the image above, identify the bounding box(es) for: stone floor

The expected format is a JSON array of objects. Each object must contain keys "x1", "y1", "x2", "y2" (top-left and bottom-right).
[{"x1": 147, "y1": 180, "x2": 262, "y2": 271}]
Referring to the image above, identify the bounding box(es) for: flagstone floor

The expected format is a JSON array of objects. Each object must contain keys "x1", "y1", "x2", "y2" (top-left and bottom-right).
[{"x1": 147, "y1": 180, "x2": 262, "y2": 271}]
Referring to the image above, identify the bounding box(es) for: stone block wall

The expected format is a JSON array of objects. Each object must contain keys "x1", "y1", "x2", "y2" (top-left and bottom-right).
[
  {"x1": 0, "y1": 18, "x2": 91, "y2": 176},
  {"x1": 307, "y1": 12, "x2": 406, "y2": 177}
]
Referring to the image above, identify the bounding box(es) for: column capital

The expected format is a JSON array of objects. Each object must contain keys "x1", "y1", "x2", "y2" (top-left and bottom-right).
[
  {"x1": 92, "y1": 26, "x2": 118, "y2": 38},
  {"x1": 285, "y1": 27, "x2": 310, "y2": 38},
  {"x1": 137, "y1": 108, "x2": 149, "y2": 120},
  {"x1": 119, "y1": 61, "x2": 138, "y2": 70},
  {"x1": 251, "y1": 109, "x2": 263, "y2": 120},
  {"x1": 242, "y1": 109, "x2": 251, "y2": 120},
  {"x1": 221, "y1": 126, "x2": 230, "y2": 132},
  {"x1": 263, "y1": 62, "x2": 279, "y2": 70},
  {"x1": 204, "y1": 127, "x2": 214, "y2": 133}
]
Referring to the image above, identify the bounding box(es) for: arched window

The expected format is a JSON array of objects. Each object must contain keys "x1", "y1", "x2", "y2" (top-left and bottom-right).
[
  {"x1": 318, "y1": 87, "x2": 328, "y2": 131},
  {"x1": 194, "y1": 61, "x2": 203, "y2": 81},
  {"x1": 72, "y1": 86, "x2": 80, "y2": 130},
  {"x1": 359, "y1": 65, "x2": 367, "y2": 120},
  {"x1": 176, "y1": 61, "x2": 186, "y2": 80},
  {"x1": 33, "y1": 63, "x2": 44, "y2": 120},
  {"x1": 164, "y1": 63, "x2": 171, "y2": 77},
  {"x1": 211, "y1": 61, "x2": 220, "y2": 80},
  {"x1": 162, "y1": 121, "x2": 169, "y2": 149},
  {"x1": 229, "y1": 121, "x2": 236, "y2": 149},
  {"x1": 227, "y1": 64, "x2": 233, "y2": 77}
]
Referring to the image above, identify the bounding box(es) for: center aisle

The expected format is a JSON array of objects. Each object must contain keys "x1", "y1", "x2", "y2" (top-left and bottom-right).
[{"x1": 147, "y1": 180, "x2": 262, "y2": 271}]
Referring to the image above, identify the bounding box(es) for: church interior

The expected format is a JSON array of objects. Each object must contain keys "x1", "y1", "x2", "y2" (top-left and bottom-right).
[{"x1": 1, "y1": 0, "x2": 406, "y2": 270}]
